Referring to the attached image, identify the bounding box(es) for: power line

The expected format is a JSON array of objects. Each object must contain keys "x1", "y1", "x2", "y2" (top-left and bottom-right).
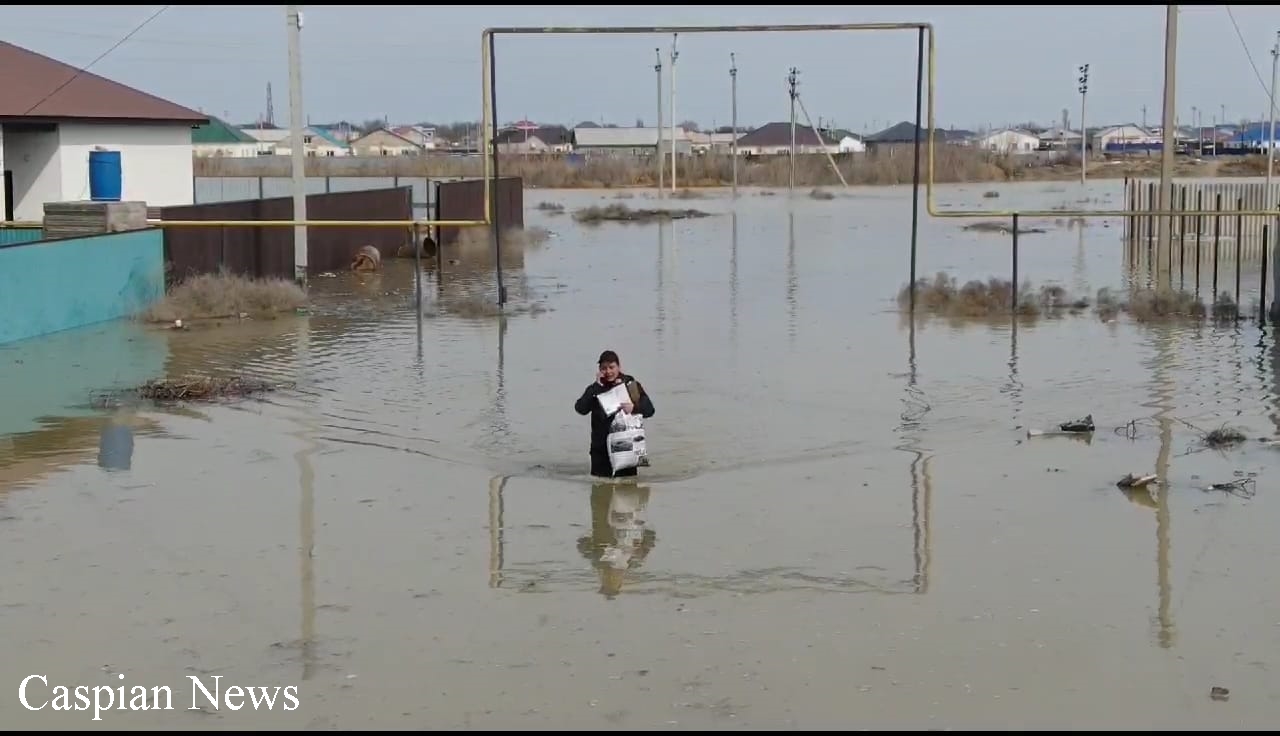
[
  {"x1": 1224, "y1": 5, "x2": 1271, "y2": 101},
  {"x1": 20, "y1": 5, "x2": 171, "y2": 116}
]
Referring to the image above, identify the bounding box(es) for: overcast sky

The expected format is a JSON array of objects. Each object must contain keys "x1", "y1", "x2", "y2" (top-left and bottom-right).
[{"x1": 2, "y1": 5, "x2": 1278, "y2": 133}]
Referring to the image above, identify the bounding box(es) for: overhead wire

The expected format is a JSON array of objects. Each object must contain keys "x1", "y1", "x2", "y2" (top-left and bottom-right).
[
  {"x1": 1223, "y1": 5, "x2": 1275, "y2": 117},
  {"x1": 19, "y1": 5, "x2": 171, "y2": 117}
]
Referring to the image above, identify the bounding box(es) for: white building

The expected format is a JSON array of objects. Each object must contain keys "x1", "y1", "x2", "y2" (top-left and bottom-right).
[
  {"x1": 976, "y1": 128, "x2": 1041, "y2": 154},
  {"x1": 1092, "y1": 124, "x2": 1158, "y2": 153},
  {"x1": 0, "y1": 40, "x2": 206, "y2": 222}
]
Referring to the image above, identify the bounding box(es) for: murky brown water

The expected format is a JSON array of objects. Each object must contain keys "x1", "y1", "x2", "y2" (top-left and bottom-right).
[{"x1": 2, "y1": 181, "x2": 1279, "y2": 729}]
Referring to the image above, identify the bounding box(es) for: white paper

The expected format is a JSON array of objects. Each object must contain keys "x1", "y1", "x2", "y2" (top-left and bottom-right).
[{"x1": 596, "y1": 384, "x2": 631, "y2": 416}]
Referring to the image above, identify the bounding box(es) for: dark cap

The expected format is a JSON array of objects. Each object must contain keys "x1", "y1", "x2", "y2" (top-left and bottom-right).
[{"x1": 598, "y1": 350, "x2": 620, "y2": 365}]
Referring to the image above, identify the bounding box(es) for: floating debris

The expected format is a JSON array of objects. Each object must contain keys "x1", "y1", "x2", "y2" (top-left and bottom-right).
[
  {"x1": 1059, "y1": 415, "x2": 1095, "y2": 433},
  {"x1": 119, "y1": 376, "x2": 288, "y2": 404},
  {"x1": 1027, "y1": 414, "x2": 1095, "y2": 438},
  {"x1": 1203, "y1": 476, "x2": 1256, "y2": 499},
  {"x1": 1117, "y1": 473, "x2": 1158, "y2": 489},
  {"x1": 962, "y1": 221, "x2": 1047, "y2": 235},
  {"x1": 572, "y1": 203, "x2": 713, "y2": 225},
  {"x1": 1202, "y1": 425, "x2": 1247, "y2": 449}
]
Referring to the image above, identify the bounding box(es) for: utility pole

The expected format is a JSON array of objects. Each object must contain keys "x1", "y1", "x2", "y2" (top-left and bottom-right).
[
  {"x1": 1156, "y1": 4, "x2": 1178, "y2": 284},
  {"x1": 730, "y1": 51, "x2": 738, "y2": 199},
  {"x1": 1269, "y1": 31, "x2": 1280, "y2": 319},
  {"x1": 286, "y1": 5, "x2": 308, "y2": 286},
  {"x1": 1267, "y1": 32, "x2": 1278, "y2": 199},
  {"x1": 788, "y1": 67, "x2": 799, "y2": 195},
  {"x1": 669, "y1": 33, "x2": 679, "y2": 193},
  {"x1": 655, "y1": 47, "x2": 663, "y2": 198},
  {"x1": 1078, "y1": 63, "x2": 1089, "y2": 186}
]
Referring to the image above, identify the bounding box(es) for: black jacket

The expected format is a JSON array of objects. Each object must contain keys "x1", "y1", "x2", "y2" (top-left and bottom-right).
[{"x1": 574, "y1": 374, "x2": 656, "y2": 453}]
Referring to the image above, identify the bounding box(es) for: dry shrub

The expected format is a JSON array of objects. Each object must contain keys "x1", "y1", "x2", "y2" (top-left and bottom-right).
[
  {"x1": 1094, "y1": 287, "x2": 1248, "y2": 323},
  {"x1": 142, "y1": 271, "x2": 306, "y2": 323},
  {"x1": 572, "y1": 203, "x2": 712, "y2": 225},
  {"x1": 898, "y1": 272, "x2": 1041, "y2": 318}
]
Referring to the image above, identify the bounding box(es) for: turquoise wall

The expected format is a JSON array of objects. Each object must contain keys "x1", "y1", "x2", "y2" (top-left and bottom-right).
[
  {"x1": 0, "y1": 227, "x2": 43, "y2": 246},
  {"x1": 0, "y1": 228, "x2": 165, "y2": 346}
]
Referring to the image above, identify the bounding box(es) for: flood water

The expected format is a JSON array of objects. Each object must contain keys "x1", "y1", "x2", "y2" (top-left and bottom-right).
[{"x1": 3, "y1": 180, "x2": 1280, "y2": 729}]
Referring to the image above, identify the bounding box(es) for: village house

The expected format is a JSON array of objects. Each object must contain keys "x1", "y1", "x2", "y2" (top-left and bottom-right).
[
  {"x1": 349, "y1": 128, "x2": 425, "y2": 156},
  {"x1": 495, "y1": 125, "x2": 573, "y2": 154},
  {"x1": 0, "y1": 40, "x2": 207, "y2": 222},
  {"x1": 192, "y1": 116, "x2": 270, "y2": 157},
  {"x1": 975, "y1": 128, "x2": 1041, "y2": 154},
  {"x1": 572, "y1": 126, "x2": 692, "y2": 156}
]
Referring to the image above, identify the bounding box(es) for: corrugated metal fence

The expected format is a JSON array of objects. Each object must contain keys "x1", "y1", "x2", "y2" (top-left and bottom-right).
[
  {"x1": 434, "y1": 176, "x2": 524, "y2": 248},
  {"x1": 1125, "y1": 178, "x2": 1280, "y2": 262},
  {"x1": 159, "y1": 186, "x2": 414, "y2": 282}
]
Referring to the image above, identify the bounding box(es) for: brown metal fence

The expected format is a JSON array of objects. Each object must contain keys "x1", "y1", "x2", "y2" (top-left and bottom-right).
[
  {"x1": 434, "y1": 176, "x2": 524, "y2": 247},
  {"x1": 159, "y1": 186, "x2": 414, "y2": 282}
]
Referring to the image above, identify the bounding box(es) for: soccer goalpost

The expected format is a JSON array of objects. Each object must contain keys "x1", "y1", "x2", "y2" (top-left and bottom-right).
[{"x1": 477, "y1": 23, "x2": 935, "y2": 308}]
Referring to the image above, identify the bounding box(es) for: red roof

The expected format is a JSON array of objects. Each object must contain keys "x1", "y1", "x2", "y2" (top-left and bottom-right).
[{"x1": 0, "y1": 40, "x2": 206, "y2": 123}]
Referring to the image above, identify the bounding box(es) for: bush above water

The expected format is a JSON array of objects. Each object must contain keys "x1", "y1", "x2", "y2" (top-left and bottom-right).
[
  {"x1": 141, "y1": 271, "x2": 307, "y2": 323},
  {"x1": 897, "y1": 271, "x2": 1249, "y2": 324}
]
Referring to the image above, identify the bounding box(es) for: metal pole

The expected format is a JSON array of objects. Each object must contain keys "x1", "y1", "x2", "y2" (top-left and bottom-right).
[
  {"x1": 489, "y1": 33, "x2": 505, "y2": 307},
  {"x1": 655, "y1": 48, "x2": 663, "y2": 198},
  {"x1": 730, "y1": 52, "x2": 738, "y2": 199},
  {"x1": 909, "y1": 26, "x2": 924, "y2": 313},
  {"x1": 669, "y1": 33, "x2": 678, "y2": 193},
  {"x1": 286, "y1": 5, "x2": 308, "y2": 286},
  {"x1": 1155, "y1": 4, "x2": 1179, "y2": 285},
  {"x1": 788, "y1": 67, "x2": 798, "y2": 195},
  {"x1": 1078, "y1": 63, "x2": 1089, "y2": 187}
]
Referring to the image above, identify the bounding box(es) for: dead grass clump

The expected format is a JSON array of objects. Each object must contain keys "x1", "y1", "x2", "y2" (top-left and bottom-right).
[
  {"x1": 535, "y1": 201, "x2": 565, "y2": 213},
  {"x1": 897, "y1": 272, "x2": 1040, "y2": 318},
  {"x1": 671, "y1": 189, "x2": 705, "y2": 199},
  {"x1": 572, "y1": 203, "x2": 712, "y2": 225},
  {"x1": 962, "y1": 221, "x2": 1048, "y2": 235},
  {"x1": 133, "y1": 375, "x2": 285, "y2": 402},
  {"x1": 1124, "y1": 289, "x2": 1206, "y2": 322},
  {"x1": 1203, "y1": 424, "x2": 1248, "y2": 449},
  {"x1": 142, "y1": 271, "x2": 306, "y2": 323}
]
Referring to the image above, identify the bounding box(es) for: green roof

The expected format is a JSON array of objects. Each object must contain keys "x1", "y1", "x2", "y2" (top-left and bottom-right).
[{"x1": 192, "y1": 116, "x2": 255, "y2": 144}]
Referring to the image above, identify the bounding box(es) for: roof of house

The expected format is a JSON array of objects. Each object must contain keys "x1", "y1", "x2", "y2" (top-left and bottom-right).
[
  {"x1": 352, "y1": 128, "x2": 422, "y2": 147},
  {"x1": 0, "y1": 40, "x2": 206, "y2": 123},
  {"x1": 573, "y1": 126, "x2": 689, "y2": 147},
  {"x1": 736, "y1": 122, "x2": 839, "y2": 148},
  {"x1": 192, "y1": 116, "x2": 256, "y2": 144},
  {"x1": 496, "y1": 125, "x2": 571, "y2": 145}
]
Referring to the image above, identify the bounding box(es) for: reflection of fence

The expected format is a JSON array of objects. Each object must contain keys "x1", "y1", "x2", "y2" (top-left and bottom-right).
[{"x1": 159, "y1": 186, "x2": 413, "y2": 282}]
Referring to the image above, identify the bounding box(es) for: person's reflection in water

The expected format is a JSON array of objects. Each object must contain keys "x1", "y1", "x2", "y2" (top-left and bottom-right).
[
  {"x1": 97, "y1": 407, "x2": 137, "y2": 471},
  {"x1": 575, "y1": 481, "x2": 656, "y2": 599}
]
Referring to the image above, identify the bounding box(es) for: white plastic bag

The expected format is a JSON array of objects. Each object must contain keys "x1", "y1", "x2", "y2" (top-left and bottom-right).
[{"x1": 606, "y1": 411, "x2": 647, "y2": 474}]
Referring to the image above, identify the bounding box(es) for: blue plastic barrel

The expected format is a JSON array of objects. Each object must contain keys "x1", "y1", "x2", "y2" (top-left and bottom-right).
[{"x1": 88, "y1": 150, "x2": 122, "y2": 201}]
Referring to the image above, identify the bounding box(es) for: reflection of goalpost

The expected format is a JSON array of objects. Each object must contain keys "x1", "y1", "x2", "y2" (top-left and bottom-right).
[{"x1": 480, "y1": 23, "x2": 934, "y2": 306}]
